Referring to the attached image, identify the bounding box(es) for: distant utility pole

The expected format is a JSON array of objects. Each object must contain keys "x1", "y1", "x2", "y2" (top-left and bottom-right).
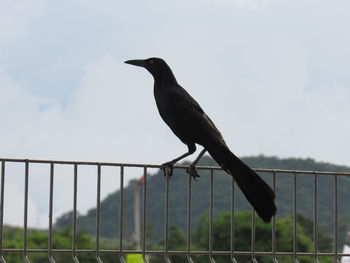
[{"x1": 133, "y1": 177, "x2": 144, "y2": 250}]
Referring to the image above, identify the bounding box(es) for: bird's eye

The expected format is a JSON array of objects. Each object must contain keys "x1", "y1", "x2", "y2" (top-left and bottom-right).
[{"x1": 149, "y1": 60, "x2": 154, "y2": 65}]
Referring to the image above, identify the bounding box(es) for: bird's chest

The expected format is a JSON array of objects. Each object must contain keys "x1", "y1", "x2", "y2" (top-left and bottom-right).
[
  {"x1": 153, "y1": 88, "x2": 195, "y2": 140},
  {"x1": 154, "y1": 89, "x2": 182, "y2": 123}
]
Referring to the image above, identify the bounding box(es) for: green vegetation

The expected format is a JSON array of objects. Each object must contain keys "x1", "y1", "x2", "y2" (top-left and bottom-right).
[
  {"x1": 190, "y1": 212, "x2": 331, "y2": 263},
  {"x1": 2, "y1": 211, "x2": 334, "y2": 263},
  {"x1": 143, "y1": 212, "x2": 332, "y2": 263},
  {"x1": 2, "y1": 226, "x2": 113, "y2": 262}
]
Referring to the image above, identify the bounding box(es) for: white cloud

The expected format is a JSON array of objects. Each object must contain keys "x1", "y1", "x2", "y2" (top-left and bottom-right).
[
  {"x1": 3, "y1": 182, "x2": 48, "y2": 228},
  {"x1": 205, "y1": 0, "x2": 271, "y2": 8},
  {"x1": 0, "y1": 55, "x2": 171, "y2": 227},
  {"x1": 0, "y1": 0, "x2": 45, "y2": 46},
  {"x1": 1, "y1": 46, "x2": 350, "y2": 227}
]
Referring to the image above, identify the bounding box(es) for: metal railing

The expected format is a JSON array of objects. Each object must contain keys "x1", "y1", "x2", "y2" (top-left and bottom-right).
[{"x1": 0, "y1": 157, "x2": 350, "y2": 263}]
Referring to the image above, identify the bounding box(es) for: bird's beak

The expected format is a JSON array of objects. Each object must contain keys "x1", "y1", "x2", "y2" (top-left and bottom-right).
[{"x1": 124, "y1": 59, "x2": 146, "y2": 67}]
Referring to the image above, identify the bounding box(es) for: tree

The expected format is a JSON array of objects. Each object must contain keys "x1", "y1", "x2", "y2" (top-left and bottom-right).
[
  {"x1": 150, "y1": 225, "x2": 187, "y2": 263},
  {"x1": 192, "y1": 212, "x2": 332, "y2": 263}
]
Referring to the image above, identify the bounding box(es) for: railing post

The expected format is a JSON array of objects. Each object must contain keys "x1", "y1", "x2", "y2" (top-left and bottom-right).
[
  {"x1": 186, "y1": 172, "x2": 194, "y2": 263},
  {"x1": 95, "y1": 164, "x2": 103, "y2": 263},
  {"x1": 293, "y1": 172, "x2": 299, "y2": 263},
  {"x1": 333, "y1": 175, "x2": 339, "y2": 263},
  {"x1": 23, "y1": 161, "x2": 31, "y2": 263},
  {"x1": 0, "y1": 161, "x2": 6, "y2": 263},
  {"x1": 313, "y1": 172, "x2": 319, "y2": 263},
  {"x1": 209, "y1": 169, "x2": 216, "y2": 263},
  {"x1": 230, "y1": 176, "x2": 237, "y2": 263},
  {"x1": 119, "y1": 165, "x2": 126, "y2": 263},
  {"x1": 72, "y1": 164, "x2": 80, "y2": 263},
  {"x1": 48, "y1": 163, "x2": 56, "y2": 263},
  {"x1": 272, "y1": 171, "x2": 278, "y2": 263},
  {"x1": 251, "y1": 208, "x2": 258, "y2": 263},
  {"x1": 142, "y1": 167, "x2": 150, "y2": 263},
  {"x1": 164, "y1": 169, "x2": 171, "y2": 263}
]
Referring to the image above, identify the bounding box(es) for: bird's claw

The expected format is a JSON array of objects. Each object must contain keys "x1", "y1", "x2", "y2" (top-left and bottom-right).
[
  {"x1": 161, "y1": 162, "x2": 174, "y2": 177},
  {"x1": 187, "y1": 165, "x2": 200, "y2": 180}
]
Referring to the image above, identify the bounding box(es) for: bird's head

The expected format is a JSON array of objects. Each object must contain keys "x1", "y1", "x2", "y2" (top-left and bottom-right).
[{"x1": 124, "y1": 57, "x2": 176, "y2": 83}]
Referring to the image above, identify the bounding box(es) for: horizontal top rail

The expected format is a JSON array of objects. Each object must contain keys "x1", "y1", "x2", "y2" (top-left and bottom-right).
[
  {"x1": 1, "y1": 248, "x2": 350, "y2": 257},
  {"x1": 0, "y1": 157, "x2": 349, "y2": 176}
]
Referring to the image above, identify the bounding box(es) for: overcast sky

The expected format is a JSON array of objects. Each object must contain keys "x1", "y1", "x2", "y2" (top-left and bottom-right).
[{"x1": 0, "y1": 0, "x2": 349, "y2": 227}]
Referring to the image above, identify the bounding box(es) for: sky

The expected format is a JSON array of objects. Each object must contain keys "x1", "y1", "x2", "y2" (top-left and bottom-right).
[{"x1": 0, "y1": 0, "x2": 349, "y2": 228}]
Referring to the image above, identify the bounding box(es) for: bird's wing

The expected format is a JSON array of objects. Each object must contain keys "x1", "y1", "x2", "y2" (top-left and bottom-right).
[{"x1": 164, "y1": 87, "x2": 227, "y2": 146}]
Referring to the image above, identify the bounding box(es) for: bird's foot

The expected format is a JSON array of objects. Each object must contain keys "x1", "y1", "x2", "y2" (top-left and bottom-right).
[
  {"x1": 187, "y1": 165, "x2": 200, "y2": 180},
  {"x1": 161, "y1": 161, "x2": 174, "y2": 177}
]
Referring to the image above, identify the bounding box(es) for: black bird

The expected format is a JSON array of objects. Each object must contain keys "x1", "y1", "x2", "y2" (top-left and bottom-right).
[{"x1": 125, "y1": 57, "x2": 276, "y2": 222}]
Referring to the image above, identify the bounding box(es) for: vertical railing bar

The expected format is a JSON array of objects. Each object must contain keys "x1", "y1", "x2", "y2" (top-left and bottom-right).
[
  {"x1": 230, "y1": 176, "x2": 237, "y2": 263},
  {"x1": 0, "y1": 161, "x2": 6, "y2": 263},
  {"x1": 313, "y1": 173, "x2": 318, "y2": 263},
  {"x1": 119, "y1": 166, "x2": 126, "y2": 263},
  {"x1": 186, "y1": 172, "x2": 194, "y2": 263},
  {"x1": 251, "y1": 171, "x2": 258, "y2": 263},
  {"x1": 293, "y1": 172, "x2": 299, "y2": 263},
  {"x1": 48, "y1": 163, "x2": 56, "y2": 263},
  {"x1": 334, "y1": 175, "x2": 338, "y2": 263},
  {"x1": 95, "y1": 164, "x2": 103, "y2": 263},
  {"x1": 272, "y1": 171, "x2": 278, "y2": 263},
  {"x1": 209, "y1": 169, "x2": 216, "y2": 263},
  {"x1": 142, "y1": 167, "x2": 149, "y2": 263},
  {"x1": 72, "y1": 164, "x2": 80, "y2": 263},
  {"x1": 23, "y1": 161, "x2": 31, "y2": 263},
  {"x1": 251, "y1": 208, "x2": 257, "y2": 263},
  {"x1": 164, "y1": 170, "x2": 171, "y2": 263}
]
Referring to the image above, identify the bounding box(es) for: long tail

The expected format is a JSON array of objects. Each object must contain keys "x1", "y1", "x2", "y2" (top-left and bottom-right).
[{"x1": 205, "y1": 141, "x2": 276, "y2": 223}]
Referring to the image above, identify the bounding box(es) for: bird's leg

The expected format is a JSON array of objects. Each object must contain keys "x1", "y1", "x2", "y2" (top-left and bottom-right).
[
  {"x1": 187, "y1": 148, "x2": 206, "y2": 179},
  {"x1": 162, "y1": 144, "x2": 196, "y2": 176}
]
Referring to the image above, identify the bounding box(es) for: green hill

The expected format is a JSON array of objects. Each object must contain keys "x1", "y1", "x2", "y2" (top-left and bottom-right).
[{"x1": 54, "y1": 155, "x2": 350, "y2": 243}]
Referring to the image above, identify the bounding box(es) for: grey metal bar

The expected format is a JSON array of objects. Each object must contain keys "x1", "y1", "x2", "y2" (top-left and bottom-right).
[
  {"x1": 230, "y1": 176, "x2": 237, "y2": 263},
  {"x1": 209, "y1": 169, "x2": 216, "y2": 263},
  {"x1": 2, "y1": 248, "x2": 350, "y2": 256},
  {"x1": 272, "y1": 171, "x2": 278, "y2": 263},
  {"x1": 293, "y1": 172, "x2": 299, "y2": 263},
  {"x1": 48, "y1": 163, "x2": 56, "y2": 263},
  {"x1": 95, "y1": 165, "x2": 103, "y2": 263},
  {"x1": 0, "y1": 161, "x2": 6, "y2": 263},
  {"x1": 119, "y1": 166, "x2": 126, "y2": 263},
  {"x1": 142, "y1": 167, "x2": 149, "y2": 263},
  {"x1": 251, "y1": 208, "x2": 258, "y2": 263},
  {"x1": 186, "y1": 172, "x2": 194, "y2": 263},
  {"x1": 164, "y1": 170, "x2": 171, "y2": 263},
  {"x1": 334, "y1": 176, "x2": 339, "y2": 263},
  {"x1": 72, "y1": 164, "x2": 80, "y2": 263},
  {"x1": 23, "y1": 161, "x2": 31, "y2": 263},
  {"x1": 0, "y1": 158, "x2": 349, "y2": 176},
  {"x1": 313, "y1": 173, "x2": 319, "y2": 263}
]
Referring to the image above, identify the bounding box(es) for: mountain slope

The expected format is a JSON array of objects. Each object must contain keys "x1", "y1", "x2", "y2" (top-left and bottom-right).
[{"x1": 54, "y1": 155, "x2": 350, "y2": 242}]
